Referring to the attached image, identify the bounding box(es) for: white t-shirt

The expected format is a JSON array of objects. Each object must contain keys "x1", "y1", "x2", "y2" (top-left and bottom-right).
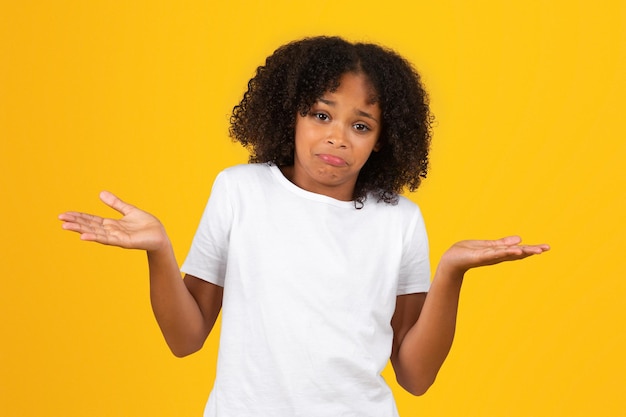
[{"x1": 181, "y1": 163, "x2": 431, "y2": 417}]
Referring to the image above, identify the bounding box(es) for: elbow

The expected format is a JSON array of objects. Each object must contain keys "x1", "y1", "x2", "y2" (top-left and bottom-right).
[
  {"x1": 397, "y1": 374, "x2": 436, "y2": 396},
  {"x1": 392, "y1": 354, "x2": 441, "y2": 396},
  {"x1": 167, "y1": 339, "x2": 204, "y2": 358},
  {"x1": 171, "y1": 348, "x2": 195, "y2": 358},
  {"x1": 160, "y1": 326, "x2": 210, "y2": 358},
  {"x1": 405, "y1": 382, "x2": 432, "y2": 397}
]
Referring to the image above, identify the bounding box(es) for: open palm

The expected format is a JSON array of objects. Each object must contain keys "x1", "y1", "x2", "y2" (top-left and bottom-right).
[
  {"x1": 59, "y1": 191, "x2": 168, "y2": 251},
  {"x1": 441, "y1": 236, "x2": 550, "y2": 275}
]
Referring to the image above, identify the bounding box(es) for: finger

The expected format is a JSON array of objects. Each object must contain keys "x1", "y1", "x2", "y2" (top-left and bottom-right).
[
  {"x1": 61, "y1": 219, "x2": 123, "y2": 246},
  {"x1": 60, "y1": 214, "x2": 105, "y2": 235},
  {"x1": 78, "y1": 231, "x2": 106, "y2": 243},
  {"x1": 80, "y1": 229, "x2": 123, "y2": 246},
  {"x1": 58, "y1": 212, "x2": 78, "y2": 222},
  {"x1": 519, "y1": 244, "x2": 550, "y2": 254},
  {"x1": 496, "y1": 237, "x2": 550, "y2": 251},
  {"x1": 493, "y1": 245, "x2": 525, "y2": 258},
  {"x1": 491, "y1": 244, "x2": 549, "y2": 263},
  {"x1": 495, "y1": 235, "x2": 522, "y2": 246},
  {"x1": 99, "y1": 191, "x2": 135, "y2": 216},
  {"x1": 468, "y1": 236, "x2": 522, "y2": 250},
  {"x1": 59, "y1": 211, "x2": 106, "y2": 228}
]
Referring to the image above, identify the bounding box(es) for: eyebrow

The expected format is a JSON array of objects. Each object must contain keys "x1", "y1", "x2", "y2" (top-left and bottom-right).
[{"x1": 317, "y1": 98, "x2": 379, "y2": 123}]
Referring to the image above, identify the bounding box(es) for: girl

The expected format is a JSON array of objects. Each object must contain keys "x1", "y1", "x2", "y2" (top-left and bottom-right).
[{"x1": 59, "y1": 36, "x2": 549, "y2": 416}]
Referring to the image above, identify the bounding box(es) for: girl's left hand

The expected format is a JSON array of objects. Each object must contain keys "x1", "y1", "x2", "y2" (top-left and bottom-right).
[{"x1": 440, "y1": 236, "x2": 550, "y2": 276}]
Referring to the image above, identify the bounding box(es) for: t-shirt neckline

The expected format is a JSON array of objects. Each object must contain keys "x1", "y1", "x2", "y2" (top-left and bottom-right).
[{"x1": 268, "y1": 164, "x2": 357, "y2": 209}]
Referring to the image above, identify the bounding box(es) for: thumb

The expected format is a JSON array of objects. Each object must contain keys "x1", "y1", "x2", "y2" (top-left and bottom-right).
[{"x1": 99, "y1": 191, "x2": 135, "y2": 216}]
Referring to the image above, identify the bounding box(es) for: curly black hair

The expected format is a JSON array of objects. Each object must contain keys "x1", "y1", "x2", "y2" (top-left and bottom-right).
[{"x1": 229, "y1": 36, "x2": 433, "y2": 205}]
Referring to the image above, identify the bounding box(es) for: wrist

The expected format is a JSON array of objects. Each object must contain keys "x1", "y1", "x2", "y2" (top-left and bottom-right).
[
  {"x1": 147, "y1": 229, "x2": 172, "y2": 256},
  {"x1": 434, "y1": 260, "x2": 466, "y2": 283}
]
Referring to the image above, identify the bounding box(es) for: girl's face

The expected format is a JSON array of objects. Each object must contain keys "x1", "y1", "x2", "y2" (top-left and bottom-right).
[{"x1": 284, "y1": 72, "x2": 381, "y2": 201}]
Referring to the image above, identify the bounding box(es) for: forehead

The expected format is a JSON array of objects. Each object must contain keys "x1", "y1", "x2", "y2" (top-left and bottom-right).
[{"x1": 325, "y1": 72, "x2": 379, "y2": 106}]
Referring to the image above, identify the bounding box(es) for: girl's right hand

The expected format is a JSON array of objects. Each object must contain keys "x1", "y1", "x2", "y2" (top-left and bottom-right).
[{"x1": 59, "y1": 191, "x2": 169, "y2": 252}]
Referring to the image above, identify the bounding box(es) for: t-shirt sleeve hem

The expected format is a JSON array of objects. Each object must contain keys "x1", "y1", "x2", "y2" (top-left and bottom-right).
[
  {"x1": 180, "y1": 266, "x2": 225, "y2": 287},
  {"x1": 396, "y1": 281, "x2": 431, "y2": 295}
]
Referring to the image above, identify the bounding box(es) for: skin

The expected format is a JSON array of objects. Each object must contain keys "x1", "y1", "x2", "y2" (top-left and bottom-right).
[
  {"x1": 390, "y1": 236, "x2": 548, "y2": 394},
  {"x1": 280, "y1": 72, "x2": 381, "y2": 201},
  {"x1": 59, "y1": 191, "x2": 222, "y2": 357},
  {"x1": 58, "y1": 71, "x2": 550, "y2": 394}
]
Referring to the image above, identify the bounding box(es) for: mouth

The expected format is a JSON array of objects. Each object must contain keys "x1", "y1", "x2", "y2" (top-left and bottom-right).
[{"x1": 317, "y1": 153, "x2": 348, "y2": 167}]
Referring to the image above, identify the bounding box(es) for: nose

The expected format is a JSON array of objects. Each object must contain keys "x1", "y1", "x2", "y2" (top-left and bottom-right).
[{"x1": 326, "y1": 124, "x2": 348, "y2": 148}]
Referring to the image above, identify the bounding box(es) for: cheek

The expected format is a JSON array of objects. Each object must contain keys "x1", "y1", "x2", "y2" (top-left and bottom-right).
[
  {"x1": 293, "y1": 129, "x2": 314, "y2": 159},
  {"x1": 294, "y1": 122, "x2": 319, "y2": 146},
  {"x1": 352, "y1": 147, "x2": 375, "y2": 168},
  {"x1": 293, "y1": 128, "x2": 306, "y2": 149}
]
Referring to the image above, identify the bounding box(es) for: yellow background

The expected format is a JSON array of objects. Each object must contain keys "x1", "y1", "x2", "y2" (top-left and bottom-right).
[{"x1": 1, "y1": 1, "x2": 624, "y2": 416}]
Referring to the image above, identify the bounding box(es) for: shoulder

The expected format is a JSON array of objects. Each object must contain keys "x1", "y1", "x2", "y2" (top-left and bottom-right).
[
  {"x1": 366, "y1": 193, "x2": 424, "y2": 218},
  {"x1": 397, "y1": 195, "x2": 425, "y2": 219},
  {"x1": 211, "y1": 163, "x2": 277, "y2": 203},
  {"x1": 358, "y1": 194, "x2": 426, "y2": 236},
  {"x1": 214, "y1": 163, "x2": 275, "y2": 187},
  {"x1": 219, "y1": 163, "x2": 273, "y2": 179}
]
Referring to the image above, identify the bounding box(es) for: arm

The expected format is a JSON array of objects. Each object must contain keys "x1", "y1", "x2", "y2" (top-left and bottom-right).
[
  {"x1": 59, "y1": 191, "x2": 222, "y2": 357},
  {"x1": 390, "y1": 236, "x2": 549, "y2": 396}
]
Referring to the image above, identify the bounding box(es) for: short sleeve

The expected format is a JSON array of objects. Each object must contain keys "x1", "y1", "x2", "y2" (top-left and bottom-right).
[
  {"x1": 180, "y1": 171, "x2": 233, "y2": 287},
  {"x1": 397, "y1": 206, "x2": 431, "y2": 295}
]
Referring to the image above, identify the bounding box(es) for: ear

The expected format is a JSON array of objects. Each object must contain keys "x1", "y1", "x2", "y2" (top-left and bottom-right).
[{"x1": 373, "y1": 141, "x2": 382, "y2": 152}]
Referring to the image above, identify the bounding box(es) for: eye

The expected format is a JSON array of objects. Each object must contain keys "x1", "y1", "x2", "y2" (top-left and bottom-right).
[
  {"x1": 353, "y1": 123, "x2": 370, "y2": 132},
  {"x1": 313, "y1": 112, "x2": 329, "y2": 121}
]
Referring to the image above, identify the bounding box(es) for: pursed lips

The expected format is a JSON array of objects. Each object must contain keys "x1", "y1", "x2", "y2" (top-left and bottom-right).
[{"x1": 317, "y1": 153, "x2": 348, "y2": 167}]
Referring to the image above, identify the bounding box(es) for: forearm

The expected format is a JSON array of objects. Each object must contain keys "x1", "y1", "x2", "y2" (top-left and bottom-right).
[
  {"x1": 393, "y1": 236, "x2": 549, "y2": 395},
  {"x1": 395, "y1": 263, "x2": 464, "y2": 395},
  {"x1": 147, "y1": 242, "x2": 208, "y2": 357},
  {"x1": 59, "y1": 192, "x2": 217, "y2": 356}
]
